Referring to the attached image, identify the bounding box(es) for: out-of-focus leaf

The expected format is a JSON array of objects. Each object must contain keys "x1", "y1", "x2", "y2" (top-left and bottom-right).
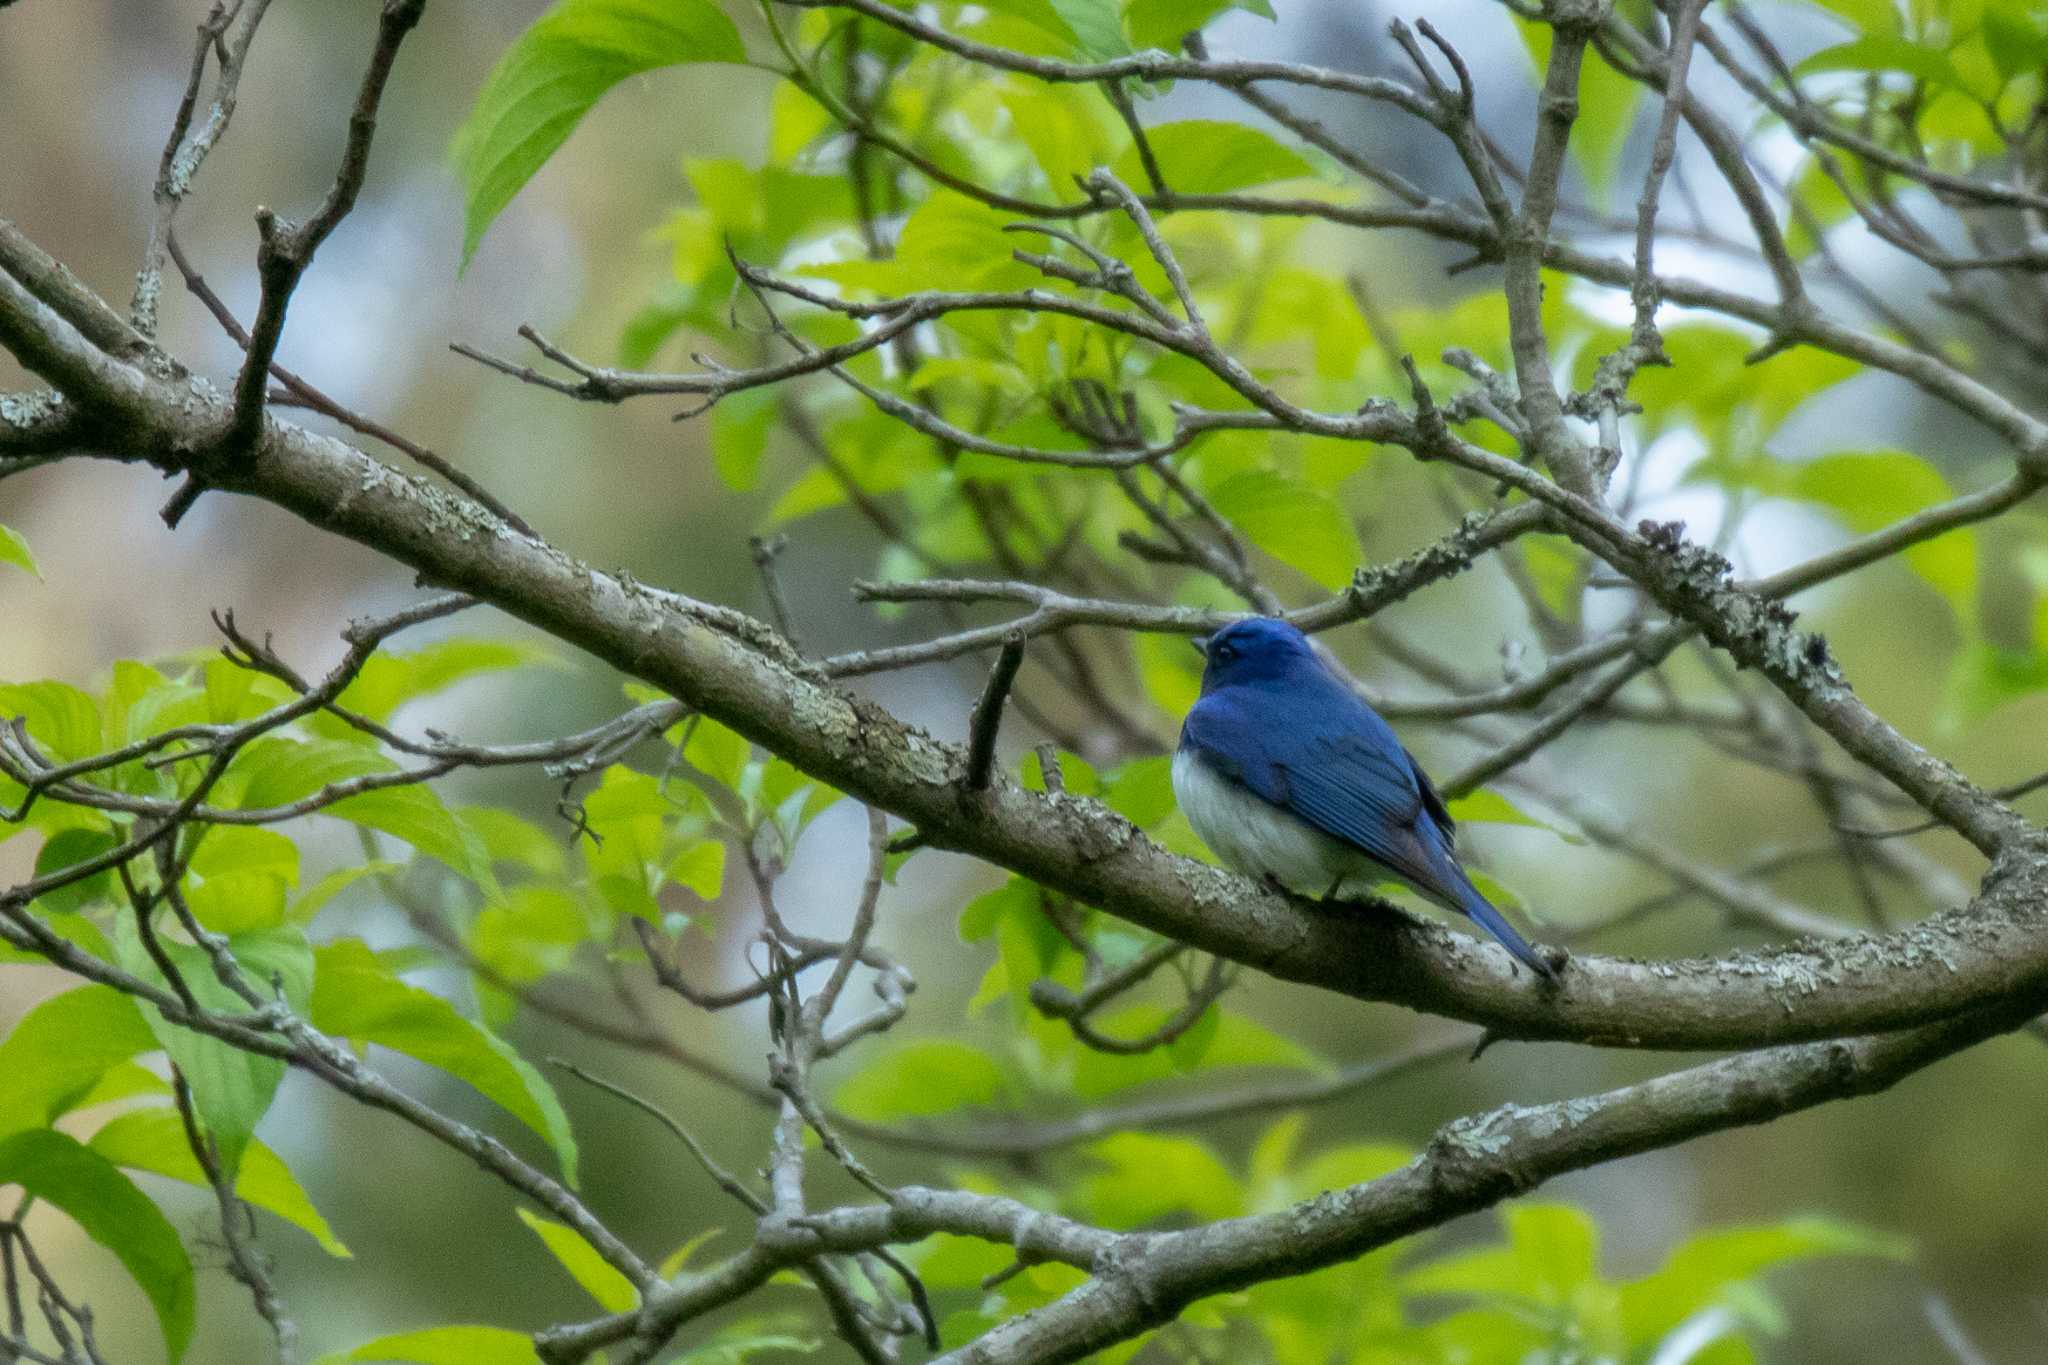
[
  {"x1": 471, "y1": 885, "x2": 589, "y2": 986},
  {"x1": 0, "y1": 1129, "x2": 194, "y2": 1361},
  {"x1": 1111, "y1": 119, "x2": 1312, "y2": 194},
  {"x1": 462, "y1": 805, "x2": 568, "y2": 876},
  {"x1": 1797, "y1": 35, "x2": 1961, "y2": 89},
  {"x1": 834, "y1": 1039, "x2": 1006, "y2": 1120},
  {"x1": 89, "y1": 1109, "x2": 350, "y2": 1257},
  {"x1": 288, "y1": 861, "x2": 400, "y2": 925},
  {"x1": 1769, "y1": 451, "x2": 1977, "y2": 623},
  {"x1": 1445, "y1": 789, "x2": 1584, "y2": 843},
  {"x1": 327, "y1": 637, "x2": 556, "y2": 727},
  {"x1": 31, "y1": 827, "x2": 120, "y2": 913},
  {"x1": 0, "y1": 985, "x2": 158, "y2": 1136},
  {"x1": 675, "y1": 1331, "x2": 821, "y2": 1364},
  {"x1": 1125, "y1": 0, "x2": 1275, "y2": 51},
  {"x1": 0, "y1": 679, "x2": 103, "y2": 762},
  {"x1": 1102, "y1": 755, "x2": 1175, "y2": 829},
  {"x1": 311, "y1": 938, "x2": 579, "y2": 1183},
  {"x1": 331, "y1": 785, "x2": 498, "y2": 892},
  {"x1": 1617, "y1": 1216, "x2": 1910, "y2": 1347},
  {"x1": 517, "y1": 1207, "x2": 639, "y2": 1312},
  {"x1": 1072, "y1": 1005, "x2": 1322, "y2": 1099},
  {"x1": 0, "y1": 522, "x2": 40, "y2": 578},
  {"x1": 316, "y1": 1325, "x2": 541, "y2": 1365},
  {"x1": 1516, "y1": 18, "x2": 1643, "y2": 191},
  {"x1": 451, "y1": 0, "x2": 746, "y2": 263},
  {"x1": 1049, "y1": 0, "x2": 1131, "y2": 58},
  {"x1": 665, "y1": 838, "x2": 727, "y2": 901},
  {"x1": 1204, "y1": 470, "x2": 1362, "y2": 589},
  {"x1": 1075, "y1": 1132, "x2": 1241, "y2": 1224}
]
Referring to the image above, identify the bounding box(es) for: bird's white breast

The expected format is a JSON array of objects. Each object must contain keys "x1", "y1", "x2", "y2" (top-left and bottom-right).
[{"x1": 1171, "y1": 747, "x2": 1378, "y2": 897}]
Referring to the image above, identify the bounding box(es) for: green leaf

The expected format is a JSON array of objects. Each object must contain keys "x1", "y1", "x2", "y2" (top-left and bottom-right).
[
  {"x1": 1110, "y1": 119, "x2": 1312, "y2": 194},
  {"x1": 1204, "y1": 470, "x2": 1362, "y2": 589},
  {"x1": 1516, "y1": 17, "x2": 1643, "y2": 192},
  {"x1": 452, "y1": 0, "x2": 746, "y2": 263},
  {"x1": 1071, "y1": 1005, "x2": 1322, "y2": 1098},
  {"x1": 0, "y1": 985, "x2": 159, "y2": 1137},
  {"x1": 1125, "y1": 0, "x2": 1275, "y2": 51},
  {"x1": 1444, "y1": 788, "x2": 1584, "y2": 843},
  {"x1": 517, "y1": 1207, "x2": 639, "y2": 1311},
  {"x1": 1075, "y1": 1132, "x2": 1241, "y2": 1224},
  {"x1": 834, "y1": 1039, "x2": 1006, "y2": 1120},
  {"x1": 0, "y1": 679, "x2": 104, "y2": 762},
  {"x1": 328, "y1": 637, "x2": 557, "y2": 726},
  {"x1": 665, "y1": 839, "x2": 727, "y2": 900},
  {"x1": 330, "y1": 784, "x2": 498, "y2": 891},
  {"x1": 1797, "y1": 35, "x2": 1961, "y2": 88},
  {"x1": 190, "y1": 826, "x2": 301, "y2": 884},
  {"x1": 289, "y1": 861, "x2": 400, "y2": 925},
  {"x1": 1940, "y1": 640, "x2": 2048, "y2": 730},
  {"x1": 0, "y1": 1129, "x2": 194, "y2": 1361},
  {"x1": 317, "y1": 1325, "x2": 541, "y2": 1365},
  {"x1": 711, "y1": 385, "x2": 780, "y2": 492},
  {"x1": 1049, "y1": 0, "x2": 1132, "y2": 58},
  {"x1": 462, "y1": 805, "x2": 569, "y2": 876},
  {"x1": 1102, "y1": 755, "x2": 1175, "y2": 829},
  {"x1": 684, "y1": 716, "x2": 751, "y2": 790},
  {"x1": 90, "y1": 1109, "x2": 350, "y2": 1257},
  {"x1": 32, "y1": 827, "x2": 121, "y2": 913},
  {"x1": 1789, "y1": 452, "x2": 1976, "y2": 618},
  {"x1": 1619, "y1": 1216, "x2": 1910, "y2": 1348},
  {"x1": 115, "y1": 922, "x2": 314, "y2": 1179},
  {"x1": 676, "y1": 1331, "x2": 822, "y2": 1364},
  {"x1": 471, "y1": 885, "x2": 589, "y2": 989},
  {"x1": 311, "y1": 938, "x2": 579, "y2": 1182},
  {"x1": 0, "y1": 522, "x2": 40, "y2": 579}
]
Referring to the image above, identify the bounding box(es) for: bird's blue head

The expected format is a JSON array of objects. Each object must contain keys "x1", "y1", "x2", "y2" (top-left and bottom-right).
[{"x1": 1193, "y1": 617, "x2": 1321, "y2": 693}]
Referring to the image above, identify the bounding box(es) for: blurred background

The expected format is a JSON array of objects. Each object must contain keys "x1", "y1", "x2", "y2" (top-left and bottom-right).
[{"x1": 3, "y1": 1, "x2": 2045, "y2": 1361}]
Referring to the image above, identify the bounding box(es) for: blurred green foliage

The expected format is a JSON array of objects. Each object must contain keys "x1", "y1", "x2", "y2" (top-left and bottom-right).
[{"x1": 7, "y1": 0, "x2": 2048, "y2": 1359}]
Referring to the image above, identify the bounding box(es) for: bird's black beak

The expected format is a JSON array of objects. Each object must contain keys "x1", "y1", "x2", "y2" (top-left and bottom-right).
[{"x1": 1190, "y1": 634, "x2": 1209, "y2": 658}]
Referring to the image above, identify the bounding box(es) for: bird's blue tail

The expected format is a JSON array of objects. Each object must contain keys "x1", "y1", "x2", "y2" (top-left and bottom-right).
[{"x1": 1451, "y1": 875, "x2": 1557, "y2": 981}]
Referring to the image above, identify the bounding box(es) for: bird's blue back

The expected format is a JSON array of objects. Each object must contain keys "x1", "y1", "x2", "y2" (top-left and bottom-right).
[{"x1": 1178, "y1": 618, "x2": 1553, "y2": 978}]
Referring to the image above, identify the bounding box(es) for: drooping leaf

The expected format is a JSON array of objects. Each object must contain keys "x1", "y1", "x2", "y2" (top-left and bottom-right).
[
  {"x1": 517, "y1": 1207, "x2": 639, "y2": 1312},
  {"x1": 114, "y1": 921, "x2": 314, "y2": 1179},
  {"x1": 311, "y1": 938, "x2": 579, "y2": 1182},
  {"x1": 0, "y1": 1129, "x2": 195, "y2": 1361},
  {"x1": 89, "y1": 1109, "x2": 350, "y2": 1257},
  {"x1": 452, "y1": 0, "x2": 746, "y2": 263},
  {"x1": 0, "y1": 985, "x2": 159, "y2": 1136}
]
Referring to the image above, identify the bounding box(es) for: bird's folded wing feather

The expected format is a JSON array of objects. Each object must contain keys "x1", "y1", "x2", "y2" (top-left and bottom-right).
[{"x1": 1182, "y1": 700, "x2": 1448, "y2": 891}]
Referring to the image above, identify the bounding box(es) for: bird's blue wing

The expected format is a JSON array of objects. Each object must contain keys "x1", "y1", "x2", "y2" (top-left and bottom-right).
[
  {"x1": 1274, "y1": 730, "x2": 1451, "y2": 895},
  {"x1": 1182, "y1": 685, "x2": 1555, "y2": 978},
  {"x1": 1182, "y1": 694, "x2": 1444, "y2": 892}
]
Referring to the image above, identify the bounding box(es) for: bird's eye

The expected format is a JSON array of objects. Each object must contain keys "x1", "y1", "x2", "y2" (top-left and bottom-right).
[{"x1": 1212, "y1": 643, "x2": 1236, "y2": 662}]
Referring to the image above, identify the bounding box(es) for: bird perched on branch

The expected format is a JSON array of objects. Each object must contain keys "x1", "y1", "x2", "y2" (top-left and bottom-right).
[{"x1": 1172, "y1": 617, "x2": 1557, "y2": 981}]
